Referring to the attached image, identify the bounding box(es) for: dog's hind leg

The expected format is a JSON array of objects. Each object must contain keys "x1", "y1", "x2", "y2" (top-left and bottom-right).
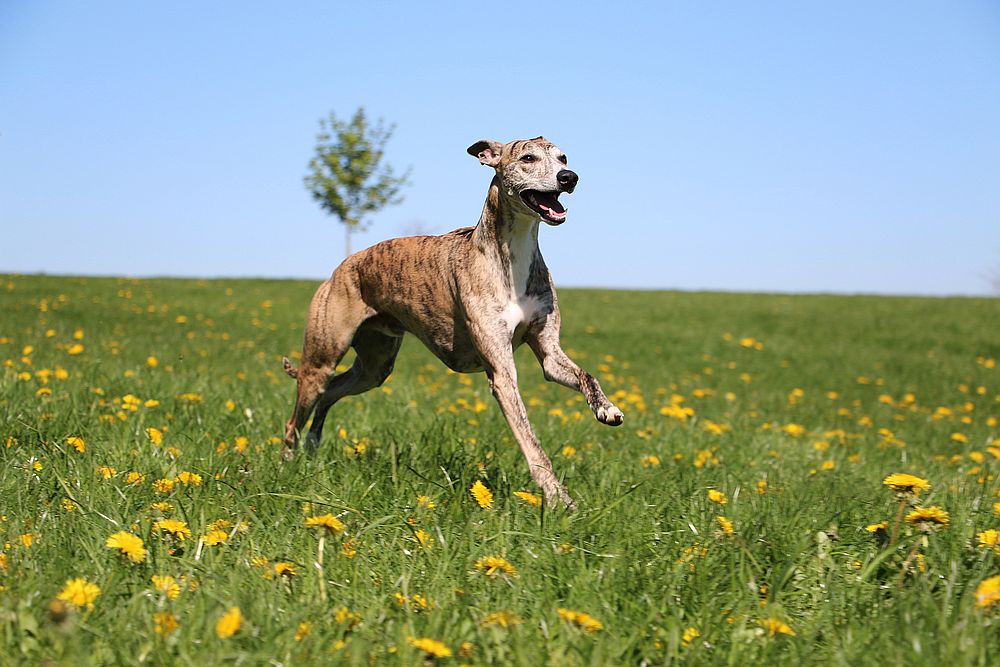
[
  {"x1": 282, "y1": 277, "x2": 370, "y2": 459},
  {"x1": 302, "y1": 327, "x2": 402, "y2": 453}
]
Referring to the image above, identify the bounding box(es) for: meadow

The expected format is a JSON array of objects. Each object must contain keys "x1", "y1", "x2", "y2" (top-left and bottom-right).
[{"x1": 1, "y1": 273, "x2": 999, "y2": 666}]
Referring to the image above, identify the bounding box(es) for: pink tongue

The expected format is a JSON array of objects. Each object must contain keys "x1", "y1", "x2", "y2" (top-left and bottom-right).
[{"x1": 538, "y1": 195, "x2": 566, "y2": 214}]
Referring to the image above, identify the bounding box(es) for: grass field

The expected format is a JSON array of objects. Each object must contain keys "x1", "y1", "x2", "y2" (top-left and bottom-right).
[{"x1": 2, "y1": 273, "x2": 999, "y2": 666}]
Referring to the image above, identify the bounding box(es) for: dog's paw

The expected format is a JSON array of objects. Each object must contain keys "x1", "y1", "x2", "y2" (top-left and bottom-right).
[
  {"x1": 280, "y1": 445, "x2": 296, "y2": 461},
  {"x1": 596, "y1": 404, "x2": 624, "y2": 426}
]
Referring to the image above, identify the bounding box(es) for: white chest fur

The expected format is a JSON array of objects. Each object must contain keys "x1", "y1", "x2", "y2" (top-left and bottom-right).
[{"x1": 500, "y1": 222, "x2": 543, "y2": 335}]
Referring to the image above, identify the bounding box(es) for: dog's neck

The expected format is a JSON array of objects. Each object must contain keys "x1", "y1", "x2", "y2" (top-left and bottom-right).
[{"x1": 473, "y1": 177, "x2": 541, "y2": 299}]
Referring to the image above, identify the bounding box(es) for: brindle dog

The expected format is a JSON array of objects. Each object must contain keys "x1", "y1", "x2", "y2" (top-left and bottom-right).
[{"x1": 282, "y1": 137, "x2": 624, "y2": 507}]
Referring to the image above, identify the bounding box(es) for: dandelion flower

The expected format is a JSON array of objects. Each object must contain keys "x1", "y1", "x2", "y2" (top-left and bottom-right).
[
  {"x1": 480, "y1": 610, "x2": 523, "y2": 628},
  {"x1": 57, "y1": 578, "x2": 101, "y2": 610},
  {"x1": 758, "y1": 617, "x2": 795, "y2": 637},
  {"x1": 513, "y1": 491, "x2": 542, "y2": 507},
  {"x1": 215, "y1": 606, "x2": 242, "y2": 639},
  {"x1": 202, "y1": 528, "x2": 228, "y2": 546},
  {"x1": 66, "y1": 436, "x2": 86, "y2": 453},
  {"x1": 681, "y1": 626, "x2": 700, "y2": 647},
  {"x1": 474, "y1": 555, "x2": 517, "y2": 577},
  {"x1": 975, "y1": 575, "x2": 1000, "y2": 608},
  {"x1": 715, "y1": 516, "x2": 734, "y2": 536},
  {"x1": 707, "y1": 489, "x2": 727, "y2": 505},
  {"x1": 294, "y1": 621, "x2": 311, "y2": 641},
  {"x1": 413, "y1": 529, "x2": 433, "y2": 550},
  {"x1": 153, "y1": 611, "x2": 178, "y2": 636},
  {"x1": 416, "y1": 495, "x2": 436, "y2": 510},
  {"x1": 882, "y1": 473, "x2": 930, "y2": 496},
  {"x1": 174, "y1": 471, "x2": 202, "y2": 486},
  {"x1": 151, "y1": 575, "x2": 181, "y2": 599},
  {"x1": 153, "y1": 519, "x2": 192, "y2": 540},
  {"x1": 407, "y1": 636, "x2": 452, "y2": 658},
  {"x1": 470, "y1": 480, "x2": 493, "y2": 509},
  {"x1": 105, "y1": 531, "x2": 147, "y2": 563},
  {"x1": 557, "y1": 608, "x2": 604, "y2": 633},
  {"x1": 905, "y1": 506, "x2": 949, "y2": 530},
  {"x1": 977, "y1": 529, "x2": 1000, "y2": 555},
  {"x1": 273, "y1": 561, "x2": 298, "y2": 577},
  {"x1": 152, "y1": 478, "x2": 175, "y2": 493},
  {"x1": 865, "y1": 522, "x2": 888, "y2": 533},
  {"x1": 304, "y1": 513, "x2": 345, "y2": 534},
  {"x1": 145, "y1": 427, "x2": 163, "y2": 445}
]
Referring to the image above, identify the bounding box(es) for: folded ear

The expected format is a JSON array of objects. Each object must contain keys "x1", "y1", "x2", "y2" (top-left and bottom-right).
[{"x1": 467, "y1": 140, "x2": 503, "y2": 167}]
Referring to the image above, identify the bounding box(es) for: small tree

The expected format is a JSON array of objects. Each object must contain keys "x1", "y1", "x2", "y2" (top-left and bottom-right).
[{"x1": 304, "y1": 108, "x2": 411, "y2": 257}]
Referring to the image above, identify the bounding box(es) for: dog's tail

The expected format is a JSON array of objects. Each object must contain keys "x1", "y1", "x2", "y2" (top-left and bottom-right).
[{"x1": 282, "y1": 357, "x2": 298, "y2": 379}]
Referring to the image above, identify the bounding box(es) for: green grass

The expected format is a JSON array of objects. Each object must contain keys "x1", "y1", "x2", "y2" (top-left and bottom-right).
[{"x1": 1, "y1": 274, "x2": 999, "y2": 665}]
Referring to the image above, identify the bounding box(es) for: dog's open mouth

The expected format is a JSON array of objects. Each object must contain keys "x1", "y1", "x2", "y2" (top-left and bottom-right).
[{"x1": 520, "y1": 190, "x2": 567, "y2": 224}]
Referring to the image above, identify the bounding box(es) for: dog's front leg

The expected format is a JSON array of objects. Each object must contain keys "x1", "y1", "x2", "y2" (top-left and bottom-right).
[
  {"x1": 527, "y1": 318, "x2": 624, "y2": 426},
  {"x1": 473, "y1": 331, "x2": 575, "y2": 508}
]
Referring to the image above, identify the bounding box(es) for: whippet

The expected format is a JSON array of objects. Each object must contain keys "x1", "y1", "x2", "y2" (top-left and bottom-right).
[{"x1": 282, "y1": 137, "x2": 624, "y2": 507}]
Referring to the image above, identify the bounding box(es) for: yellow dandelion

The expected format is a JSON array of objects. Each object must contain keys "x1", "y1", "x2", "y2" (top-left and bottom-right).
[
  {"x1": 145, "y1": 427, "x2": 163, "y2": 445},
  {"x1": 153, "y1": 611, "x2": 178, "y2": 636},
  {"x1": 125, "y1": 471, "x2": 145, "y2": 486},
  {"x1": 758, "y1": 617, "x2": 795, "y2": 637},
  {"x1": 294, "y1": 621, "x2": 311, "y2": 641},
  {"x1": 413, "y1": 529, "x2": 433, "y2": 550},
  {"x1": 215, "y1": 606, "x2": 242, "y2": 639},
  {"x1": 146, "y1": 356, "x2": 159, "y2": 368},
  {"x1": 151, "y1": 575, "x2": 181, "y2": 599},
  {"x1": 416, "y1": 495, "x2": 436, "y2": 510},
  {"x1": 304, "y1": 513, "x2": 345, "y2": 534},
  {"x1": 977, "y1": 529, "x2": 1000, "y2": 555},
  {"x1": 153, "y1": 519, "x2": 192, "y2": 540},
  {"x1": 202, "y1": 528, "x2": 228, "y2": 546},
  {"x1": 865, "y1": 522, "x2": 888, "y2": 533},
  {"x1": 480, "y1": 610, "x2": 523, "y2": 628},
  {"x1": 67, "y1": 343, "x2": 84, "y2": 355},
  {"x1": 474, "y1": 555, "x2": 517, "y2": 577},
  {"x1": 470, "y1": 480, "x2": 493, "y2": 509},
  {"x1": 66, "y1": 436, "x2": 86, "y2": 453},
  {"x1": 174, "y1": 471, "x2": 202, "y2": 486},
  {"x1": 707, "y1": 489, "x2": 727, "y2": 505},
  {"x1": 975, "y1": 575, "x2": 1000, "y2": 608},
  {"x1": 682, "y1": 626, "x2": 700, "y2": 647},
  {"x1": 273, "y1": 561, "x2": 298, "y2": 577},
  {"x1": 905, "y1": 506, "x2": 950, "y2": 529},
  {"x1": 513, "y1": 491, "x2": 542, "y2": 507},
  {"x1": 95, "y1": 466, "x2": 116, "y2": 479},
  {"x1": 334, "y1": 606, "x2": 363, "y2": 627},
  {"x1": 882, "y1": 473, "x2": 930, "y2": 496},
  {"x1": 152, "y1": 478, "x2": 175, "y2": 493},
  {"x1": 557, "y1": 608, "x2": 604, "y2": 633},
  {"x1": 105, "y1": 531, "x2": 147, "y2": 563},
  {"x1": 407, "y1": 636, "x2": 452, "y2": 658},
  {"x1": 716, "y1": 515, "x2": 734, "y2": 536},
  {"x1": 640, "y1": 455, "x2": 661, "y2": 468},
  {"x1": 57, "y1": 577, "x2": 101, "y2": 610}
]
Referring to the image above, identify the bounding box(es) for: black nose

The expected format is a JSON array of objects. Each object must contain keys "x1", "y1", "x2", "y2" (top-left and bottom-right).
[{"x1": 557, "y1": 169, "x2": 578, "y2": 190}]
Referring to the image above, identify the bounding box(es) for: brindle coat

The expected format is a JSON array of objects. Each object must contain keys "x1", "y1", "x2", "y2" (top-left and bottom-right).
[{"x1": 283, "y1": 137, "x2": 623, "y2": 507}]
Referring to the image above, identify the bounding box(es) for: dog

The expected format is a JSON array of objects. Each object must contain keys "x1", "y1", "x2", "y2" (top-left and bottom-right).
[{"x1": 283, "y1": 137, "x2": 623, "y2": 507}]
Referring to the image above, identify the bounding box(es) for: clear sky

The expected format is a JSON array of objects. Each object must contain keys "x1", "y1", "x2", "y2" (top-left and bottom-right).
[{"x1": 2, "y1": 1, "x2": 998, "y2": 295}]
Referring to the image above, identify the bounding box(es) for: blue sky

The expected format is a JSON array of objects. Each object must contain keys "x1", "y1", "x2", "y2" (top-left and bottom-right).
[{"x1": 2, "y1": 1, "x2": 998, "y2": 295}]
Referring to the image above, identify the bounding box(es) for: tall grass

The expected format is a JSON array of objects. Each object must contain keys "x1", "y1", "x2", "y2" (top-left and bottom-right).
[{"x1": 1, "y1": 274, "x2": 998, "y2": 665}]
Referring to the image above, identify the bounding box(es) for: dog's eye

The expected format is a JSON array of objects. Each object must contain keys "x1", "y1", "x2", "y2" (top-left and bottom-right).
[
  {"x1": 558, "y1": 154, "x2": 568, "y2": 165},
  {"x1": 519, "y1": 154, "x2": 537, "y2": 163}
]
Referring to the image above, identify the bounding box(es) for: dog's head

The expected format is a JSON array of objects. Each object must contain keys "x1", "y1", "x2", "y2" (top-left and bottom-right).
[{"x1": 467, "y1": 137, "x2": 578, "y2": 226}]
